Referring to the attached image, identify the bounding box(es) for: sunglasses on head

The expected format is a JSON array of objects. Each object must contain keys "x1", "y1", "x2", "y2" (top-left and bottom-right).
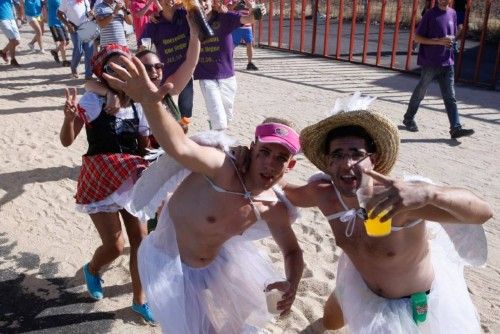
[{"x1": 143, "y1": 62, "x2": 164, "y2": 71}]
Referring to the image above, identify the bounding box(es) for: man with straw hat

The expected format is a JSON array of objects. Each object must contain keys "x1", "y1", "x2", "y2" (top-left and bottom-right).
[{"x1": 284, "y1": 92, "x2": 492, "y2": 333}]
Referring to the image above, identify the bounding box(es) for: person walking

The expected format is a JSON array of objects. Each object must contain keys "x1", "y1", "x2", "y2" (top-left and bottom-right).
[{"x1": 403, "y1": 0, "x2": 473, "y2": 139}]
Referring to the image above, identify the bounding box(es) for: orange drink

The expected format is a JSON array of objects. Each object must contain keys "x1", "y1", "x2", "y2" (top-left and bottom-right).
[{"x1": 364, "y1": 209, "x2": 392, "y2": 237}]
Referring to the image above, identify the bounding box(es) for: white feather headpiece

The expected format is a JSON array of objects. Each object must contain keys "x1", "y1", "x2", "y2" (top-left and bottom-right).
[{"x1": 329, "y1": 91, "x2": 376, "y2": 116}]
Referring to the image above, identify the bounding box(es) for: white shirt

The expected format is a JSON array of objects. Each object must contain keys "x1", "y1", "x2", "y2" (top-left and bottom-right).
[
  {"x1": 78, "y1": 92, "x2": 150, "y2": 136},
  {"x1": 58, "y1": 0, "x2": 91, "y2": 26}
]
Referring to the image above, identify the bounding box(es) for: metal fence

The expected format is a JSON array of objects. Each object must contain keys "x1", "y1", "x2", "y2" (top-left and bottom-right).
[{"x1": 255, "y1": 0, "x2": 499, "y2": 89}]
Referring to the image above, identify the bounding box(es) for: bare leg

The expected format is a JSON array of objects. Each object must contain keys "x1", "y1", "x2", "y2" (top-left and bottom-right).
[
  {"x1": 323, "y1": 292, "x2": 345, "y2": 330},
  {"x1": 120, "y1": 209, "x2": 147, "y2": 305},
  {"x1": 8, "y1": 39, "x2": 19, "y2": 58},
  {"x1": 87, "y1": 211, "x2": 124, "y2": 275},
  {"x1": 246, "y1": 42, "x2": 253, "y2": 64},
  {"x1": 29, "y1": 19, "x2": 43, "y2": 50},
  {"x1": 60, "y1": 41, "x2": 68, "y2": 61}
]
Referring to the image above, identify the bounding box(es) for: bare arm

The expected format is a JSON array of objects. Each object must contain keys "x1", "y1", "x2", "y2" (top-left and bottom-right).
[
  {"x1": 104, "y1": 57, "x2": 226, "y2": 178},
  {"x1": 133, "y1": 0, "x2": 155, "y2": 17},
  {"x1": 164, "y1": 13, "x2": 201, "y2": 95},
  {"x1": 365, "y1": 170, "x2": 493, "y2": 225},
  {"x1": 57, "y1": 10, "x2": 76, "y2": 33},
  {"x1": 239, "y1": 1, "x2": 265, "y2": 25},
  {"x1": 266, "y1": 204, "x2": 304, "y2": 316},
  {"x1": 60, "y1": 88, "x2": 84, "y2": 147},
  {"x1": 414, "y1": 33, "x2": 454, "y2": 48},
  {"x1": 283, "y1": 181, "x2": 325, "y2": 208}
]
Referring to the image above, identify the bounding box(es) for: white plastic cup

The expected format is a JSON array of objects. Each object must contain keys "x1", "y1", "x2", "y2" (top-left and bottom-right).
[
  {"x1": 264, "y1": 278, "x2": 285, "y2": 315},
  {"x1": 141, "y1": 38, "x2": 152, "y2": 50}
]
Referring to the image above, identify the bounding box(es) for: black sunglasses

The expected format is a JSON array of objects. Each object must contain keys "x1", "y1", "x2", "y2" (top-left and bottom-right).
[{"x1": 143, "y1": 62, "x2": 164, "y2": 71}]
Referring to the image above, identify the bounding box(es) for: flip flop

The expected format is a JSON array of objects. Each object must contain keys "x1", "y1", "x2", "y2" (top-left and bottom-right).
[{"x1": 50, "y1": 49, "x2": 60, "y2": 63}]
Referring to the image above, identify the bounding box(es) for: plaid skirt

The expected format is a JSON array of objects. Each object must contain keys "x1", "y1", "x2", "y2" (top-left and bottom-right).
[{"x1": 75, "y1": 153, "x2": 147, "y2": 204}]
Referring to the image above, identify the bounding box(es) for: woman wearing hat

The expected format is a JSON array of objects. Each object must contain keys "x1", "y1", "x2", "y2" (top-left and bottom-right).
[
  {"x1": 283, "y1": 93, "x2": 492, "y2": 333},
  {"x1": 59, "y1": 43, "x2": 156, "y2": 322}
]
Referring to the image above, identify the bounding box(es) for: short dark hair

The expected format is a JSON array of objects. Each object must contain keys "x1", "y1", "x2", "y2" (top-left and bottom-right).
[
  {"x1": 135, "y1": 49, "x2": 158, "y2": 59},
  {"x1": 323, "y1": 125, "x2": 376, "y2": 154}
]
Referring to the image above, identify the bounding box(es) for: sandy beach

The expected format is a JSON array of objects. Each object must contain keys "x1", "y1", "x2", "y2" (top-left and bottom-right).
[{"x1": 1, "y1": 24, "x2": 499, "y2": 333}]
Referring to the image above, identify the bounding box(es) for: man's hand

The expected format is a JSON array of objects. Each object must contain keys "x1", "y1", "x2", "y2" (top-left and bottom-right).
[
  {"x1": 439, "y1": 35, "x2": 454, "y2": 48},
  {"x1": 363, "y1": 169, "x2": 432, "y2": 222},
  {"x1": 103, "y1": 56, "x2": 174, "y2": 104},
  {"x1": 63, "y1": 87, "x2": 78, "y2": 120},
  {"x1": 265, "y1": 280, "x2": 296, "y2": 316}
]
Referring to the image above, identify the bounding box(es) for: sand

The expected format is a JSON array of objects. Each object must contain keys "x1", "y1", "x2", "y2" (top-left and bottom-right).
[{"x1": 1, "y1": 24, "x2": 499, "y2": 333}]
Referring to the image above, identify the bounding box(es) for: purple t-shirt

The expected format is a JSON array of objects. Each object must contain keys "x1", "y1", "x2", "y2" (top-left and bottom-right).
[
  {"x1": 193, "y1": 12, "x2": 242, "y2": 80},
  {"x1": 416, "y1": 6, "x2": 457, "y2": 67},
  {"x1": 141, "y1": 9, "x2": 190, "y2": 79}
]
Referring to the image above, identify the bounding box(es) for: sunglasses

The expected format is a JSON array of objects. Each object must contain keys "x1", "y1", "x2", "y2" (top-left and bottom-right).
[
  {"x1": 143, "y1": 62, "x2": 164, "y2": 71},
  {"x1": 103, "y1": 63, "x2": 118, "y2": 75}
]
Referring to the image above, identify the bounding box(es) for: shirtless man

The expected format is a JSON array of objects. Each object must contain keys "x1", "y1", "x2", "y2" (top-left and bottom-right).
[
  {"x1": 103, "y1": 53, "x2": 304, "y2": 333},
  {"x1": 284, "y1": 94, "x2": 493, "y2": 333}
]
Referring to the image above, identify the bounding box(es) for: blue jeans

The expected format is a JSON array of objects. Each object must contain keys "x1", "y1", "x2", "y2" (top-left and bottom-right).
[
  {"x1": 70, "y1": 31, "x2": 93, "y2": 79},
  {"x1": 404, "y1": 65, "x2": 461, "y2": 130},
  {"x1": 178, "y1": 78, "x2": 193, "y2": 118}
]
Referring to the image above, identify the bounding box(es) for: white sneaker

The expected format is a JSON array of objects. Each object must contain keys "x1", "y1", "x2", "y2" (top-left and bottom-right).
[
  {"x1": 28, "y1": 42, "x2": 35, "y2": 51},
  {"x1": 38, "y1": 49, "x2": 47, "y2": 54}
]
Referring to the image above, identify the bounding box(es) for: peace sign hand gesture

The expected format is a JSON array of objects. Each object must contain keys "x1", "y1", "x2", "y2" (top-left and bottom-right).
[
  {"x1": 64, "y1": 87, "x2": 78, "y2": 121},
  {"x1": 363, "y1": 169, "x2": 432, "y2": 222}
]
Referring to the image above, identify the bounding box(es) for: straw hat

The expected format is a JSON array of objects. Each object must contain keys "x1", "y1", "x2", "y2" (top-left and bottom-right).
[{"x1": 300, "y1": 93, "x2": 400, "y2": 175}]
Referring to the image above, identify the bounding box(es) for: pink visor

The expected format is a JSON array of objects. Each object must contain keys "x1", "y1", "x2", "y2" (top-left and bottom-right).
[{"x1": 255, "y1": 123, "x2": 301, "y2": 155}]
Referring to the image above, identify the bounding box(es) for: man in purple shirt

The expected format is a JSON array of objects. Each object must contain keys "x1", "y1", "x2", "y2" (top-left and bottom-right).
[
  {"x1": 141, "y1": 1, "x2": 193, "y2": 121},
  {"x1": 403, "y1": 0, "x2": 473, "y2": 139},
  {"x1": 194, "y1": 0, "x2": 265, "y2": 131}
]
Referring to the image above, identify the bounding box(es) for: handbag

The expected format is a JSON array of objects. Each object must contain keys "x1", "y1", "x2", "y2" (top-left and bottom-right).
[{"x1": 77, "y1": 20, "x2": 100, "y2": 43}]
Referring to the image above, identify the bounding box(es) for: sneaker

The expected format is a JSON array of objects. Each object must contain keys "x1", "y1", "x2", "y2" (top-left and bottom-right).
[
  {"x1": 28, "y1": 42, "x2": 35, "y2": 51},
  {"x1": 132, "y1": 302, "x2": 156, "y2": 323},
  {"x1": 403, "y1": 119, "x2": 419, "y2": 132},
  {"x1": 10, "y1": 58, "x2": 20, "y2": 67},
  {"x1": 83, "y1": 263, "x2": 104, "y2": 300},
  {"x1": 450, "y1": 126, "x2": 474, "y2": 139},
  {"x1": 62, "y1": 60, "x2": 71, "y2": 67},
  {"x1": 246, "y1": 62, "x2": 259, "y2": 71},
  {"x1": 0, "y1": 50, "x2": 8, "y2": 63},
  {"x1": 50, "y1": 50, "x2": 59, "y2": 63},
  {"x1": 38, "y1": 49, "x2": 47, "y2": 54}
]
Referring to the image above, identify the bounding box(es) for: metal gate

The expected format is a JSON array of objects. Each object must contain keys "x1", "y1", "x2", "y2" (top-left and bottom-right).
[{"x1": 255, "y1": 0, "x2": 499, "y2": 89}]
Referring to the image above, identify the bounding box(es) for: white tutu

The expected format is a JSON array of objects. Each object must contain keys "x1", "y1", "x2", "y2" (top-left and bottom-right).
[
  {"x1": 335, "y1": 221, "x2": 481, "y2": 334},
  {"x1": 75, "y1": 177, "x2": 149, "y2": 221},
  {"x1": 138, "y1": 207, "x2": 278, "y2": 334}
]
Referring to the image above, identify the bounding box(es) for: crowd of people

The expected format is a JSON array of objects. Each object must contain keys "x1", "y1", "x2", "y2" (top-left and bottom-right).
[{"x1": 2, "y1": 0, "x2": 493, "y2": 332}]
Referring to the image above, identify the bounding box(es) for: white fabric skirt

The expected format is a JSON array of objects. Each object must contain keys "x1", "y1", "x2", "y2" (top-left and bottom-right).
[
  {"x1": 76, "y1": 177, "x2": 149, "y2": 221},
  {"x1": 138, "y1": 207, "x2": 278, "y2": 334},
  {"x1": 335, "y1": 222, "x2": 481, "y2": 334}
]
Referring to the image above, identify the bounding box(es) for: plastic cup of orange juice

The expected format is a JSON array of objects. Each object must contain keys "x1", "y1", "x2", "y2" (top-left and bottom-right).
[{"x1": 356, "y1": 185, "x2": 392, "y2": 237}]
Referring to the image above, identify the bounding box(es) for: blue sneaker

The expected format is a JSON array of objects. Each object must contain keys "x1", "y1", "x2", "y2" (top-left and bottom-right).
[
  {"x1": 83, "y1": 263, "x2": 103, "y2": 300},
  {"x1": 132, "y1": 303, "x2": 156, "y2": 323}
]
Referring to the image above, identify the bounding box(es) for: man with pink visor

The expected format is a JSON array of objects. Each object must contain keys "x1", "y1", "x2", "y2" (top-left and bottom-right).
[{"x1": 103, "y1": 54, "x2": 304, "y2": 334}]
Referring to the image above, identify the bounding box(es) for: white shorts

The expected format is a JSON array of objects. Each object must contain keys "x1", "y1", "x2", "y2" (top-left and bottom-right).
[
  {"x1": 26, "y1": 15, "x2": 42, "y2": 23},
  {"x1": 0, "y1": 19, "x2": 20, "y2": 40},
  {"x1": 199, "y1": 76, "x2": 237, "y2": 131}
]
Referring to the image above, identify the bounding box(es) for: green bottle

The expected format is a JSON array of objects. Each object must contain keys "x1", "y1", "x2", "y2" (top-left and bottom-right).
[{"x1": 411, "y1": 292, "x2": 428, "y2": 324}]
